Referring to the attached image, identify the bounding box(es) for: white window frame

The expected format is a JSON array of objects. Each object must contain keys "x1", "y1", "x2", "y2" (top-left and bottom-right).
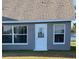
[
  {"x1": 53, "y1": 24, "x2": 65, "y2": 44},
  {"x1": 2, "y1": 25, "x2": 12, "y2": 44},
  {"x1": 2, "y1": 25, "x2": 28, "y2": 45}
]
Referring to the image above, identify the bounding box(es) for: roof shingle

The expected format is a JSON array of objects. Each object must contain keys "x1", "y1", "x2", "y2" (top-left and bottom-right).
[{"x1": 2, "y1": 0, "x2": 75, "y2": 21}]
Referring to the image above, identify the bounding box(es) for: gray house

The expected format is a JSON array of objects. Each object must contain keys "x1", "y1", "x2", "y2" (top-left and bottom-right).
[{"x1": 2, "y1": 0, "x2": 75, "y2": 51}]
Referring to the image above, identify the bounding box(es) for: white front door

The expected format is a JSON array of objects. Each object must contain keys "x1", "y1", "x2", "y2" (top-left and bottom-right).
[{"x1": 35, "y1": 24, "x2": 47, "y2": 51}]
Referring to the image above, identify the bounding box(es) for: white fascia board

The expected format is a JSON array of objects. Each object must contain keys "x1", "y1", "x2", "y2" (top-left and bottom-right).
[{"x1": 2, "y1": 19, "x2": 71, "y2": 23}]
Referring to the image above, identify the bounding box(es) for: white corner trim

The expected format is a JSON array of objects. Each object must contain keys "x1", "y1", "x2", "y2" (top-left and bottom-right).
[{"x1": 53, "y1": 24, "x2": 65, "y2": 45}]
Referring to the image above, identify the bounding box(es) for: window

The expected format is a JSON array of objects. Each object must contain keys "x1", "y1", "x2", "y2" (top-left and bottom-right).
[
  {"x1": 2, "y1": 26, "x2": 12, "y2": 43},
  {"x1": 14, "y1": 26, "x2": 27, "y2": 43},
  {"x1": 53, "y1": 24, "x2": 65, "y2": 44},
  {"x1": 2, "y1": 25, "x2": 28, "y2": 45},
  {"x1": 38, "y1": 28, "x2": 44, "y2": 38}
]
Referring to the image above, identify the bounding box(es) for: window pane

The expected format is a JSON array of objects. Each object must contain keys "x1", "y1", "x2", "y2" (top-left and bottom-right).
[
  {"x1": 14, "y1": 26, "x2": 27, "y2": 34},
  {"x1": 14, "y1": 35, "x2": 27, "y2": 43},
  {"x1": 38, "y1": 28, "x2": 44, "y2": 38},
  {"x1": 55, "y1": 24, "x2": 64, "y2": 33},
  {"x1": 2, "y1": 26, "x2": 12, "y2": 34},
  {"x1": 2, "y1": 35, "x2": 12, "y2": 43},
  {"x1": 55, "y1": 29, "x2": 64, "y2": 33},
  {"x1": 55, "y1": 34, "x2": 64, "y2": 43}
]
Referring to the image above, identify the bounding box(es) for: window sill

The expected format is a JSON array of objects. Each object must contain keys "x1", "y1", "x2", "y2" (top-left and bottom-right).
[
  {"x1": 53, "y1": 42, "x2": 65, "y2": 45},
  {"x1": 2, "y1": 43, "x2": 28, "y2": 45}
]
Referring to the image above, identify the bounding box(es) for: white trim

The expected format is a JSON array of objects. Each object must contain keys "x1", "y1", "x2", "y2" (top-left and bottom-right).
[
  {"x1": 2, "y1": 43, "x2": 28, "y2": 45},
  {"x1": 2, "y1": 20, "x2": 71, "y2": 23},
  {"x1": 53, "y1": 33, "x2": 65, "y2": 35},
  {"x1": 2, "y1": 34, "x2": 12, "y2": 35},
  {"x1": 12, "y1": 26, "x2": 14, "y2": 44},
  {"x1": 2, "y1": 25, "x2": 28, "y2": 45},
  {"x1": 34, "y1": 49, "x2": 48, "y2": 51},
  {"x1": 12, "y1": 34, "x2": 28, "y2": 35},
  {"x1": 53, "y1": 24, "x2": 65, "y2": 44}
]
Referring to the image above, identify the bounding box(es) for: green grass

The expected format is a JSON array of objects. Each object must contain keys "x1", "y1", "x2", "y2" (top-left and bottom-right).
[
  {"x1": 71, "y1": 40, "x2": 76, "y2": 42},
  {"x1": 2, "y1": 47, "x2": 75, "y2": 53},
  {"x1": 71, "y1": 40, "x2": 76, "y2": 47},
  {"x1": 2, "y1": 41, "x2": 76, "y2": 59},
  {"x1": 3, "y1": 41, "x2": 76, "y2": 53}
]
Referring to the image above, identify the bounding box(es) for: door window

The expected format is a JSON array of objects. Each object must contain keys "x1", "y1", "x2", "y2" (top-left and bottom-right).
[{"x1": 38, "y1": 28, "x2": 44, "y2": 38}]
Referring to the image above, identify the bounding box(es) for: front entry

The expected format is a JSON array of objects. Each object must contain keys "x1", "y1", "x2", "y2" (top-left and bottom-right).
[{"x1": 35, "y1": 24, "x2": 47, "y2": 51}]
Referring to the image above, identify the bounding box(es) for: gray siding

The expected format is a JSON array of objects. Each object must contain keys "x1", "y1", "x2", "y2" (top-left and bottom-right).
[
  {"x1": 2, "y1": 23, "x2": 35, "y2": 50},
  {"x1": 2, "y1": 22, "x2": 71, "y2": 50},
  {"x1": 47, "y1": 22, "x2": 71, "y2": 50}
]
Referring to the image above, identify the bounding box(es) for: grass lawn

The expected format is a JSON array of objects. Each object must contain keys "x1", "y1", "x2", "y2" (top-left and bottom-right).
[{"x1": 2, "y1": 41, "x2": 76, "y2": 59}]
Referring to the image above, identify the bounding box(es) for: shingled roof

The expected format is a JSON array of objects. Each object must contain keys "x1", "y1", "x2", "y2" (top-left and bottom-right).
[{"x1": 2, "y1": 0, "x2": 75, "y2": 21}]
